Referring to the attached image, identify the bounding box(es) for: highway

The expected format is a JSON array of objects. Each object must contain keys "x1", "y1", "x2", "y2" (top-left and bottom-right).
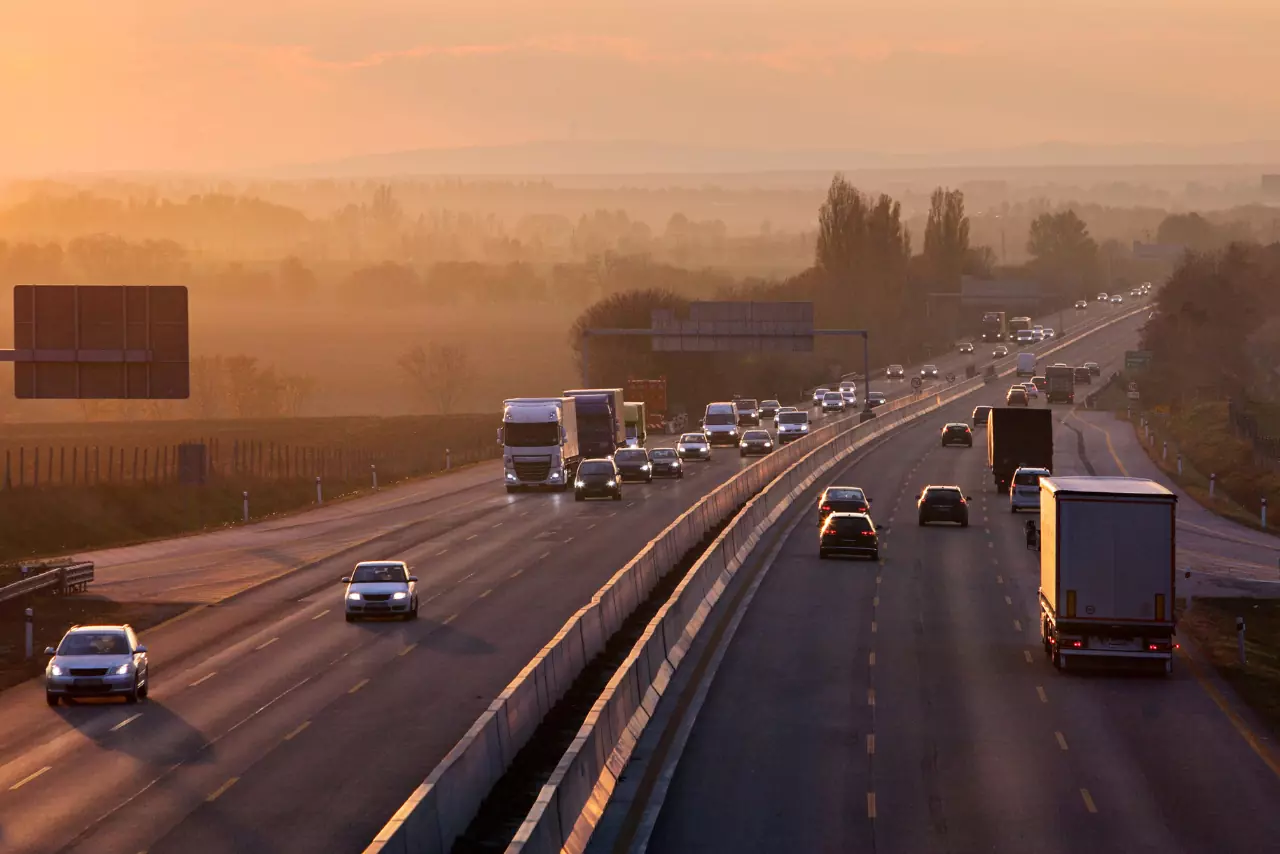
[
  {"x1": 638, "y1": 309, "x2": 1280, "y2": 854},
  {"x1": 0, "y1": 302, "x2": 1133, "y2": 853}
]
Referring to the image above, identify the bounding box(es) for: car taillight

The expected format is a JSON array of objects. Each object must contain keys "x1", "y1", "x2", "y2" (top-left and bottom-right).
[
  {"x1": 861, "y1": 531, "x2": 875, "y2": 536},
  {"x1": 823, "y1": 528, "x2": 837, "y2": 537},
  {"x1": 821, "y1": 505, "x2": 830, "y2": 513}
]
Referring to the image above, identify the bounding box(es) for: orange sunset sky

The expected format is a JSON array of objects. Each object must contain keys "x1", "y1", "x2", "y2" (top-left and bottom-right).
[{"x1": 2, "y1": 0, "x2": 1278, "y2": 173}]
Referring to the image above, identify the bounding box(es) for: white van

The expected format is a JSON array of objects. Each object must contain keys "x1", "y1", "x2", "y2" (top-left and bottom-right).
[
  {"x1": 702, "y1": 402, "x2": 741, "y2": 446},
  {"x1": 1016, "y1": 352, "x2": 1036, "y2": 376},
  {"x1": 775, "y1": 410, "x2": 811, "y2": 444}
]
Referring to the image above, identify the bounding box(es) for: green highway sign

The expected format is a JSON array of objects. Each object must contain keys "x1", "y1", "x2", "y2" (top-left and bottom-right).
[{"x1": 1125, "y1": 350, "x2": 1152, "y2": 370}]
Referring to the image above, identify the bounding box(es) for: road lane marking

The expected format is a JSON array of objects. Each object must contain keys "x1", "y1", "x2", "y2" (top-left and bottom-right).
[
  {"x1": 1056, "y1": 731, "x2": 1069, "y2": 751},
  {"x1": 985, "y1": 528, "x2": 991, "y2": 535},
  {"x1": 459, "y1": 571, "x2": 475, "y2": 582},
  {"x1": 987, "y1": 542, "x2": 994, "y2": 549},
  {"x1": 9, "y1": 766, "x2": 51, "y2": 791},
  {"x1": 1024, "y1": 650, "x2": 1034, "y2": 664},
  {"x1": 1014, "y1": 620, "x2": 1022, "y2": 631},
  {"x1": 871, "y1": 621, "x2": 877, "y2": 634},
  {"x1": 587, "y1": 523, "x2": 596, "y2": 530},
  {"x1": 465, "y1": 534, "x2": 478, "y2": 541},
  {"x1": 435, "y1": 549, "x2": 449, "y2": 557},
  {"x1": 996, "y1": 575, "x2": 1003, "y2": 584},
  {"x1": 311, "y1": 609, "x2": 330, "y2": 621},
  {"x1": 254, "y1": 637, "x2": 279, "y2": 651},
  {"x1": 510, "y1": 568, "x2": 524, "y2": 579},
  {"x1": 478, "y1": 588, "x2": 493, "y2": 599},
  {"x1": 539, "y1": 551, "x2": 551, "y2": 560},
  {"x1": 876, "y1": 576, "x2": 882, "y2": 584},
  {"x1": 867, "y1": 792, "x2": 877, "y2": 819},
  {"x1": 1080, "y1": 788, "x2": 1098, "y2": 813},
  {"x1": 492, "y1": 522, "x2": 503, "y2": 528},
  {"x1": 206, "y1": 777, "x2": 238, "y2": 802},
  {"x1": 111, "y1": 714, "x2": 142, "y2": 732},
  {"x1": 867, "y1": 734, "x2": 875, "y2": 754},
  {"x1": 398, "y1": 643, "x2": 418, "y2": 657},
  {"x1": 868, "y1": 688, "x2": 875, "y2": 706},
  {"x1": 425, "y1": 593, "x2": 441, "y2": 603},
  {"x1": 443, "y1": 613, "x2": 459, "y2": 625},
  {"x1": 1005, "y1": 596, "x2": 1013, "y2": 605},
  {"x1": 565, "y1": 536, "x2": 575, "y2": 543},
  {"x1": 869, "y1": 652, "x2": 876, "y2": 666},
  {"x1": 1036, "y1": 686, "x2": 1048, "y2": 703},
  {"x1": 348, "y1": 679, "x2": 370, "y2": 694},
  {"x1": 189, "y1": 672, "x2": 217, "y2": 687},
  {"x1": 626, "y1": 502, "x2": 635, "y2": 507},
  {"x1": 284, "y1": 721, "x2": 310, "y2": 741}
]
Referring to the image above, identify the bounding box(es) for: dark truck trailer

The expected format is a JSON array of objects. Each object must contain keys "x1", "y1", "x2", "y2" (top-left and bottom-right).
[
  {"x1": 1039, "y1": 476, "x2": 1177, "y2": 674},
  {"x1": 1044, "y1": 364, "x2": 1075, "y2": 404},
  {"x1": 987, "y1": 407, "x2": 1053, "y2": 493},
  {"x1": 562, "y1": 389, "x2": 625, "y2": 459}
]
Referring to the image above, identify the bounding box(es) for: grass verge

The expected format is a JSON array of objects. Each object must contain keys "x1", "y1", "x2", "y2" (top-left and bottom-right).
[
  {"x1": 1180, "y1": 598, "x2": 1280, "y2": 737},
  {"x1": 0, "y1": 595, "x2": 191, "y2": 693}
]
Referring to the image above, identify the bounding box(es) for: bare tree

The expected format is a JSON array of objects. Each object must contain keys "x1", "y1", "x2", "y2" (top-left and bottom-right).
[
  {"x1": 280, "y1": 374, "x2": 317, "y2": 416},
  {"x1": 397, "y1": 343, "x2": 472, "y2": 414}
]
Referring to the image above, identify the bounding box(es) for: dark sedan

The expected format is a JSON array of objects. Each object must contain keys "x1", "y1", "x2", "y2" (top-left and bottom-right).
[
  {"x1": 972, "y1": 405, "x2": 992, "y2": 427},
  {"x1": 612, "y1": 447, "x2": 653, "y2": 483},
  {"x1": 867, "y1": 391, "x2": 887, "y2": 408},
  {"x1": 760, "y1": 400, "x2": 781, "y2": 419},
  {"x1": 1073, "y1": 366, "x2": 1091, "y2": 384},
  {"x1": 739, "y1": 429, "x2": 774, "y2": 457},
  {"x1": 574, "y1": 459, "x2": 622, "y2": 501},
  {"x1": 819, "y1": 512, "x2": 879, "y2": 560},
  {"x1": 1085, "y1": 361, "x2": 1101, "y2": 376},
  {"x1": 817, "y1": 485, "x2": 870, "y2": 524},
  {"x1": 648, "y1": 448, "x2": 684, "y2": 478},
  {"x1": 917, "y1": 485, "x2": 971, "y2": 526},
  {"x1": 941, "y1": 422, "x2": 973, "y2": 447}
]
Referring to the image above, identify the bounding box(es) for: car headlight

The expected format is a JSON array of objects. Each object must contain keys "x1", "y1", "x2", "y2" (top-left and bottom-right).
[
  {"x1": 347, "y1": 592, "x2": 362, "y2": 601},
  {"x1": 505, "y1": 471, "x2": 517, "y2": 481},
  {"x1": 729, "y1": 428, "x2": 738, "y2": 435},
  {"x1": 114, "y1": 662, "x2": 132, "y2": 675},
  {"x1": 392, "y1": 591, "x2": 408, "y2": 600},
  {"x1": 740, "y1": 441, "x2": 748, "y2": 447},
  {"x1": 575, "y1": 479, "x2": 585, "y2": 488},
  {"x1": 549, "y1": 470, "x2": 562, "y2": 481},
  {"x1": 640, "y1": 464, "x2": 650, "y2": 471},
  {"x1": 800, "y1": 425, "x2": 809, "y2": 432},
  {"x1": 49, "y1": 664, "x2": 63, "y2": 677},
  {"x1": 606, "y1": 480, "x2": 617, "y2": 487},
  {"x1": 763, "y1": 441, "x2": 772, "y2": 447}
]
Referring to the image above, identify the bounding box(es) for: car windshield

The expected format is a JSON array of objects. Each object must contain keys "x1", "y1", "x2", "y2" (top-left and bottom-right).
[
  {"x1": 825, "y1": 488, "x2": 865, "y2": 502},
  {"x1": 680, "y1": 434, "x2": 705, "y2": 443},
  {"x1": 651, "y1": 449, "x2": 677, "y2": 459},
  {"x1": 352, "y1": 564, "x2": 408, "y2": 583},
  {"x1": 889, "y1": 365, "x2": 903, "y2": 371},
  {"x1": 924, "y1": 365, "x2": 937, "y2": 371},
  {"x1": 57, "y1": 631, "x2": 130, "y2": 655},
  {"x1": 1014, "y1": 470, "x2": 1049, "y2": 486},
  {"x1": 579, "y1": 461, "x2": 614, "y2": 475},
  {"x1": 824, "y1": 393, "x2": 842, "y2": 401},
  {"x1": 502, "y1": 421, "x2": 560, "y2": 447},
  {"x1": 778, "y1": 413, "x2": 808, "y2": 424},
  {"x1": 705, "y1": 413, "x2": 736, "y2": 425},
  {"x1": 615, "y1": 449, "x2": 648, "y2": 462},
  {"x1": 744, "y1": 431, "x2": 770, "y2": 440}
]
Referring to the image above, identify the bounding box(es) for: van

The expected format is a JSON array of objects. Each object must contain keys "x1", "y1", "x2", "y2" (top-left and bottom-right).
[
  {"x1": 703, "y1": 402, "x2": 741, "y2": 446},
  {"x1": 775, "y1": 410, "x2": 811, "y2": 444}
]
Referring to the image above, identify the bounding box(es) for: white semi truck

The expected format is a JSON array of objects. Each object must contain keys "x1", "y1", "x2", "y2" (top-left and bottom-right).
[
  {"x1": 1038, "y1": 476, "x2": 1177, "y2": 673},
  {"x1": 499, "y1": 397, "x2": 580, "y2": 492}
]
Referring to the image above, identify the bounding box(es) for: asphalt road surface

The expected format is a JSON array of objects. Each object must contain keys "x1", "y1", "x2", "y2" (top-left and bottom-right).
[
  {"x1": 0, "y1": 301, "x2": 1140, "y2": 854},
  {"x1": 644, "y1": 310, "x2": 1280, "y2": 854}
]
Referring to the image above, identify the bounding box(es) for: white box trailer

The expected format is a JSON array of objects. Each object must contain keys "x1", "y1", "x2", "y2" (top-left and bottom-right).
[{"x1": 1038, "y1": 476, "x2": 1177, "y2": 674}]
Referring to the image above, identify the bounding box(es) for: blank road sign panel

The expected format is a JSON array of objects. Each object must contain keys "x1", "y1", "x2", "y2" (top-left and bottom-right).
[
  {"x1": 13, "y1": 285, "x2": 189, "y2": 399},
  {"x1": 651, "y1": 301, "x2": 814, "y2": 352}
]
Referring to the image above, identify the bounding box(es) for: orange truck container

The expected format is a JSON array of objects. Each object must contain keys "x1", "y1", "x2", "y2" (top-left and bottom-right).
[{"x1": 626, "y1": 378, "x2": 668, "y2": 432}]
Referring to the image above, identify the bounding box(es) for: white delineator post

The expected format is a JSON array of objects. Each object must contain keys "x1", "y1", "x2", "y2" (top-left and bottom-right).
[
  {"x1": 1210, "y1": 473, "x2": 1216, "y2": 499},
  {"x1": 1263, "y1": 497, "x2": 1268, "y2": 529},
  {"x1": 316, "y1": 476, "x2": 323, "y2": 504},
  {"x1": 1238, "y1": 617, "x2": 1247, "y2": 664},
  {"x1": 446, "y1": 448, "x2": 452, "y2": 471},
  {"x1": 1162, "y1": 441, "x2": 1168, "y2": 461},
  {"x1": 371, "y1": 464, "x2": 378, "y2": 490},
  {"x1": 25, "y1": 607, "x2": 33, "y2": 660},
  {"x1": 1177, "y1": 454, "x2": 1183, "y2": 476},
  {"x1": 243, "y1": 491, "x2": 249, "y2": 523}
]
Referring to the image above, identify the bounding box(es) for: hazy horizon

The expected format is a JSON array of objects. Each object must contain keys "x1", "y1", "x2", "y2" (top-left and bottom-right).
[{"x1": 5, "y1": 1, "x2": 1280, "y2": 175}]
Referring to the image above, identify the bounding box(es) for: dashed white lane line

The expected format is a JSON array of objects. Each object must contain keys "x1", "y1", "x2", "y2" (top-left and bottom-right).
[
  {"x1": 996, "y1": 575, "x2": 1003, "y2": 584},
  {"x1": 1014, "y1": 620, "x2": 1023, "y2": 632},
  {"x1": 867, "y1": 792, "x2": 877, "y2": 819},
  {"x1": 869, "y1": 652, "x2": 876, "y2": 667},
  {"x1": 206, "y1": 777, "x2": 238, "y2": 802},
  {"x1": 871, "y1": 622, "x2": 877, "y2": 634},
  {"x1": 987, "y1": 542, "x2": 994, "y2": 549},
  {"x1": 478, "y1": 588, "x2": 493, "y2": 599},
  {"x1": 510, "y1": 568, "x2": 524, "y2": 579},
  {"x1": 1036, "y1": 685, "x2": 1048, "y2": 703},
  {"x1": 348, "y1": 679, "x2": 370, "y2": 694},
  {"x1": 254, "y1": 637, "x2": 279, "y2": 651},
  {"x1": 311, "y1": 609, "x2": 331, "y2": 620},
  {"x1": 538, "y1": 552, "x2": 551, "y2": 560},
  {"x1": 10, "y1": 766, "x2": 51, "y2": 790},
  {"x1": 111, "y1": 713, "x2": 142, "y2": 732},
  {"x1": 1024, "y1": 650, "x2": 1034, "y2": 664},
  {"x1": 443, "y1": 613, "x2": 459, "y2": 625},
  {"x1": 491, "y1": 522, "x2": 503, "y2": 528},
  {"x1": 465, "y1": 534, "x2": 478, "y2": 541},
  {"x1": 398, "y1": 643, "x2": 418, "y2": 657},
  {"x1": 1056, "y1": 731, "x2": 1070, "y2": 751},
  {"x1": 189, "y1": 672, "x2": 217, "y2": 687},
  {"x1": 1005, "y1": 596, "x2": 1013, "y2": 605},
  {"x1": 284, "y1": 721, "x2": 311, "y2": 741},
  {"x1": 435, "y1": 549, "x2": 449, "y2": 557},
  {"x1": 867, "y1": 734, "x2": 876, "y2": 754},
  {"x1": 1081, "y1": 788, "x2": 1098, "y2": 813},
  {"x1": 868, "y1": 688, "x2": 876, "y2": 706},
  {"x1": 564, "y1": 536, "x2": 575, "y2": 544}
]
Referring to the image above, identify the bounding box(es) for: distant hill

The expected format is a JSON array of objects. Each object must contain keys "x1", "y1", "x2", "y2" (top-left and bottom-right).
[{"x1": 267, "y1": 139, "x2": 1280, "y2": 178}]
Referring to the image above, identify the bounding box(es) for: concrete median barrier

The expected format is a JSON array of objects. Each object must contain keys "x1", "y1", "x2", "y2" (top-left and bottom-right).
[{"x1": 366, "y1": 305, "x2": 1148, "y2": 854}]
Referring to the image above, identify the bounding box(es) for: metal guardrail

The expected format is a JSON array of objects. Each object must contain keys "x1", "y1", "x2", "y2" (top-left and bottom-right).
[{"x1": 0, "y1": 562, "x2": 94, "y2": 604}]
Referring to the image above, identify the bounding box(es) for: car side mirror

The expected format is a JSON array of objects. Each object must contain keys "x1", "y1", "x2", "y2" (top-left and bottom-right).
[
  {"x1": 340, "y1": 576, "x2": 352, "y2": 584},
  {"x1": 44, "y1": 646, "x2": 55, "y2": 656},
  {"x1": 135, "y1": 645, "x2": 148, "y2": 654},
  {"x1": 408, "y1": 576, "x2": 418, "y2": 583},
  {"x1": 965, "y1": 496, "x2": 973, "y2": 502}
]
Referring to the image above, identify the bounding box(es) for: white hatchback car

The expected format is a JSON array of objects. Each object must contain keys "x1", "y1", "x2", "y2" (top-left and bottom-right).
[
  {"x1": 1010, "y1": 466, "x2": 1051, "y2": 512},
  {"x1": 343, "y1": 561, "x2": 418, "y2": 621}
]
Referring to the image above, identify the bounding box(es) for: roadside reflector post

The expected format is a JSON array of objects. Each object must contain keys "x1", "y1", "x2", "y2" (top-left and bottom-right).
[
  {"x1": 243, "y1": 491, "x2": 249, "y2": 523},
  {"x1": 1177, "y1": 454, "x2": 1183, "y2": 476},
  {"x1": 24, "y1": 607, "x2": 33, "y2": 660},
  {"x1": 371, "y1": 464, "x2": 378, "y2": 490},
  {"x1": 1162, "y1": 441, "x2": 1168, "y2": 461},
  {"x1": 316, "y1": 476, "x2": 322, "y2": 504},
  {"x1": 1210, "y1": 473, "x2": 1216, "y2": 499},
  {"x1": 1238, "y1": 617, "x2": 1247, "y2": 664},
  {"x1": 446, "y1": 448, "x2": 452, "y2": 471},
  {"x1": 1263, "y1": 497, "x2": 1268, "y2": 529}
]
